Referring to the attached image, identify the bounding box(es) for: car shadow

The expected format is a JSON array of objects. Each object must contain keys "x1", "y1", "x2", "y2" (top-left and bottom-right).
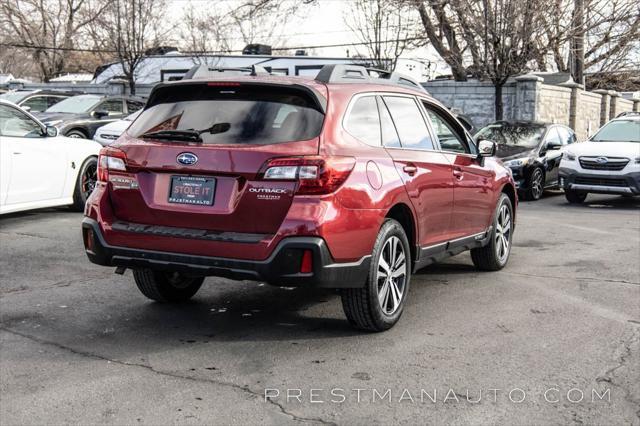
[{"x1": 566, "y1": 194, "x2": 640, "y2": 210}]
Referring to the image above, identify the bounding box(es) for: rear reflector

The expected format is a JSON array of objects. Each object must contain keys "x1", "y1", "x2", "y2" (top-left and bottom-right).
[
  {"x1": 83, "y1": 228, "x2": 94, "y2": 252},
  {"x1": 300, "y1": 249, "x2": 313, "y2": 274}
]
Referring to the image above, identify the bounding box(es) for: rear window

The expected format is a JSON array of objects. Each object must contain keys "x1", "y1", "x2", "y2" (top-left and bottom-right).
[{"x1": 128, "y1": 84, "x2": 325, "y2": 145}]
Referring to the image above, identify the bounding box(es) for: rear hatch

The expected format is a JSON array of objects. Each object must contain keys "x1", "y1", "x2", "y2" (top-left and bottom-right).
[{"x1": 103, "y1": 81, "x2": 326, "y2": 235}]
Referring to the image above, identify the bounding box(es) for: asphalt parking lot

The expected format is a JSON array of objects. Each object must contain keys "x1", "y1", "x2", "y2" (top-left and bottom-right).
[{"x1": 1, "y1": 193, "x2": 639, "y2": 425}]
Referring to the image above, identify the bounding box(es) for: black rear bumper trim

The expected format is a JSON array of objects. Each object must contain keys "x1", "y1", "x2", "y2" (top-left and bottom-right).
[{"x1": 83, "y1": 218, "x2": 369, "y2": 288}]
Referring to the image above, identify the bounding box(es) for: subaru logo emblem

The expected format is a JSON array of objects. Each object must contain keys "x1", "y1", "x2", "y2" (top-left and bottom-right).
[
  {"x1": 177, "y1": 152, "x2": 198, "y2": 166},
  {"x1": 595, "y1": 156, "x2": 608, "y2": 164}
]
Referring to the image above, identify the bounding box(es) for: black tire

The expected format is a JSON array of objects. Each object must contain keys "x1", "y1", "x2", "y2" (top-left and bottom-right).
[
  {"x1": 565, "y1": 190, "x2": 587, "y2": 204},
  {"x1": 524, "y1": 167, "x2": 544, "y2": 200},
  {"x1": 341, "y1": 219, "x2": 411, "y2": 332},
  {"x1": 66, "y1": 129, "x2": 88, "y2": 139},
  {"x1": 471, "y1": 193, "x2": 513, "y2": 271},
  {"x1": 70, "y1": 156, "x2": 97, "y2": 211},
  {"x1": 132, "y1": 269, "x2": 204, "y2": 302}
]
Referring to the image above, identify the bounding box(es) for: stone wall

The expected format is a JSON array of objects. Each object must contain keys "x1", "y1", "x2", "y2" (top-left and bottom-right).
[
  {"x1": 423, "y1": 75, "x2": 640, "y2": 138},
  {"x1": 575, "y1": 90, "x2": 602, "y2": 140},
  {"x1": 616, "y1": 97, "x2": 635, "y2": 115},
  {"x1": 422, "y1": 80, "x2": 516, "y2": 129},
  {"x1": 537, "y1": 84, "x2": 572, "y2": 126}
]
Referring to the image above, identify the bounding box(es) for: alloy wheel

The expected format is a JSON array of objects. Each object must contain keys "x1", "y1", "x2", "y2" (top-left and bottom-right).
[
  {"x1": 495, "y1": 203, "x2": 512, "y2": 263},
  {"x1": 376, "y1": 236, "x2": 407, "y2": 315},
  {"x1": 530, "y1": 168, "x2": 543, "y2": 199},
  {"x1": 81, "y1": 163, "x2": 97, "y2": 199}
]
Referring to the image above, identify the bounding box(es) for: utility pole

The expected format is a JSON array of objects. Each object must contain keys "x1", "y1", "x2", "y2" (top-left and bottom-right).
[{"x1": 572, "y1": 0, "x2": 585, "y2": 85}]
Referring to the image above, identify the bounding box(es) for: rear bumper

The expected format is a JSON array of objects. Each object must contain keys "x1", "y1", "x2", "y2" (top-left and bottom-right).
[
  {"x1": 559, "y1": 168, "x2": 640, "y2": 195},
  {"x1": 82, "y1": 218, "x2": 369, "y2": 288}
]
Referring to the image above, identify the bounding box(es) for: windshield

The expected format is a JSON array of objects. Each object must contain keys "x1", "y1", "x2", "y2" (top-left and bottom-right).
[
  {"x1": 475, "y1": 124, "x2": 545, "y2": 148},
  {"x1": 591, "y1": 120, "x2": 640, "y2": 143},
  {"x1": 128, "y1": 84, "x2": 324, "y2": 145},
  {"x1": 0, "y1": 91, "x2": 30, "y2": 104},
  {"x1": 46, "y1": 95, "x2": 101, "y2": 113}
]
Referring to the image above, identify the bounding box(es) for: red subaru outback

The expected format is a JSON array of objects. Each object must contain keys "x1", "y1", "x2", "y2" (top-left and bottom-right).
[{"x1": 83, "y1": 65, "x2": 516, "y2": 331}]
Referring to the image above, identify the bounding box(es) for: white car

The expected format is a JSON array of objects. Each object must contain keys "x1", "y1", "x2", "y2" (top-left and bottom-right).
[
  {"x1": 93, "y1": 110, "x2": 141, "y2": 146},
  {"x1": 559, "y1": 113, "x2": 640, "y2": 203},
  {"x1": 0, "y1": 100, "x2": 102, "y2": 214}
]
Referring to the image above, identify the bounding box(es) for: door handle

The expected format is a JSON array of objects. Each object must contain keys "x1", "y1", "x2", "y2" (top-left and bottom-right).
[
  {"x1": 403, "y1": 164, "x2": 417, "y2": 176},
  {"x1": 453, "y1": 167, "x2": 464, "y2": 180}
]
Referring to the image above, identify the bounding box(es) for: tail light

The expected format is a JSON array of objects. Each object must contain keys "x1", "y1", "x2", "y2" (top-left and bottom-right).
[
  {"x1": 261, "y1": 156, "x2": 355, "y2": 195},
  {"x1": 97, "y1": 147, "x2": 127, "y2": 182}
]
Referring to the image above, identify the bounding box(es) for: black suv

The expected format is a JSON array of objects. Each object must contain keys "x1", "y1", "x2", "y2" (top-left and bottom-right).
[
  {"x1": 36, "y1": 94, "x2": 146, "y2": 139},
  {"x1": 475, "y1": 121, "x2": 577, "y2": 200},
  {"x1": 0, "y1": 89, "x2": 82, "y2": 113}
]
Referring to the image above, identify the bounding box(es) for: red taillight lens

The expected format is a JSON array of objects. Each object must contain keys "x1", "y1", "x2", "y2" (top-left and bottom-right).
[
  {"x1": 261, "y1": 156, "x2": 355, "y2": 195},
  {"x1": 97, "y1": 147, "x2": 127, "y2": 182},
  {"x1": 300, "y1": 249, "x2": 313, "y2": 273}
]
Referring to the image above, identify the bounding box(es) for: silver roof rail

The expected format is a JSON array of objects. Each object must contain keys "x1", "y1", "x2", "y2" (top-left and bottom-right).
[
  {"x1": 314, "y1": 64, "x2": 427, "y2": 93},
  {"x1": 183, "y1": 64, "x2": 270, "y2": 80}
]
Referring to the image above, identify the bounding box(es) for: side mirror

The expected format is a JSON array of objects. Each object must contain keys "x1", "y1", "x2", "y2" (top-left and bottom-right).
[
  {"x1": 45, "y1": 126, "x2": 58, "y2": 137},
  {"x1": 93, "y1": 110, "x2": 109, "y2": 119},
  {"x1": 546, "y1": 141, "x2": 562, "y2": 151},
  {"x1": 478, "y1": 139, "x2": 497, "y2": 157}
]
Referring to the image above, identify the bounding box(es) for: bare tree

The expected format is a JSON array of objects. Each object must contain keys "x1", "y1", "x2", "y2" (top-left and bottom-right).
[
  {"x1": 92, "y1": 0, "x2": 170, "y2": 94},
  {"x1": 412, "y1": 0, "x2": 472, "y2": 80},
  {"x1": 345, "y1": 0, "x2": 420, "y2": 70},
  {"x1": 0, "y1": 0, "x2": 108, "y2": 81},
  {"x1": 466, "y1": 0, "x2": 547, "y2": 118},
  {"x1": 535, "y1": 0, "x2": 639, "y2": 82},
  {"x1": 411, "y1": 0, "x2": 547, "y2": 118}
]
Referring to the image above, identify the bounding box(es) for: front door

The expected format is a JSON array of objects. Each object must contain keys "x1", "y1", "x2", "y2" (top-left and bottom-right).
[
  {"x1": 380, "y1": 95, "x2": 454, "y2": 247},
  {"x1": 421, "y1": 102, "x2": 495, "y2": 238},
  {"x1": 0, "y1": 104, "x2": 68, "y2": 205}
]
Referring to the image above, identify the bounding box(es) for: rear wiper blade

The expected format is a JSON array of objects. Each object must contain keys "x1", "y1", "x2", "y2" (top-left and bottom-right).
[{"x1": 140, "y1": 130, "x2": 202, "y2": 142}]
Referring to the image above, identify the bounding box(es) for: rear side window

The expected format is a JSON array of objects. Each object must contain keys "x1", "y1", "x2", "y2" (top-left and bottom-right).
[
  {"x1": 382, "y1": 96, "x2": 434, "y2": 150},
  {"x1": 128, "y1": 84, "x2": 325, "y2": 145},
  {"x1": 344, "y1": 96, "x2": 381, "y2": 146}
]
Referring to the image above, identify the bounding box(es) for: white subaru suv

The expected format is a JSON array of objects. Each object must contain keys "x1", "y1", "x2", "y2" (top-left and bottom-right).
[{"x1": 559, "y1": 113, "x2": 640, "y2": 203}]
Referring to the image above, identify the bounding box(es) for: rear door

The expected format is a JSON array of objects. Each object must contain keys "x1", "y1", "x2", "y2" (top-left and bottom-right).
[
  {"x1": 380, "y1": 95, "x2": 454, "y2": 247},
  {"x1": 421, "y1": 101, "x2": 495, "y2": 238},
  {"x1": 107, "y1": 82, "x2": 326, "y2": 235}
]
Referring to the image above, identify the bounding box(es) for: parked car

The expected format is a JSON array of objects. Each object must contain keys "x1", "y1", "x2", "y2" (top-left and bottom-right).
[
  {"x1": 560, "y1": 114, "x2": 640, "y2": 203},
  {"x1": 0, "y1": 89, "x2": 82, "y2": 113},
  {"x1": 0, "y1": 100, "x2": 101, "y2": 214},
  {"x1": 93, "y1": 110, "x2": 142, "y2": 146},
  {"x1": 82, "y1": 64, "x2": 517, "y2": 331},
  {"x1": 475, "y1": 121, "x2": 576, "y2": 200},
  {"x1": 36, "y1": 94, "x2": 145, "y2": 139}
]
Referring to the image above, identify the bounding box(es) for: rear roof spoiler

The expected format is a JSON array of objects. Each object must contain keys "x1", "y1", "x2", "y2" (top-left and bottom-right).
[{"x1": 314, "y1": 64, "x2": 428, "y2": 93}]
